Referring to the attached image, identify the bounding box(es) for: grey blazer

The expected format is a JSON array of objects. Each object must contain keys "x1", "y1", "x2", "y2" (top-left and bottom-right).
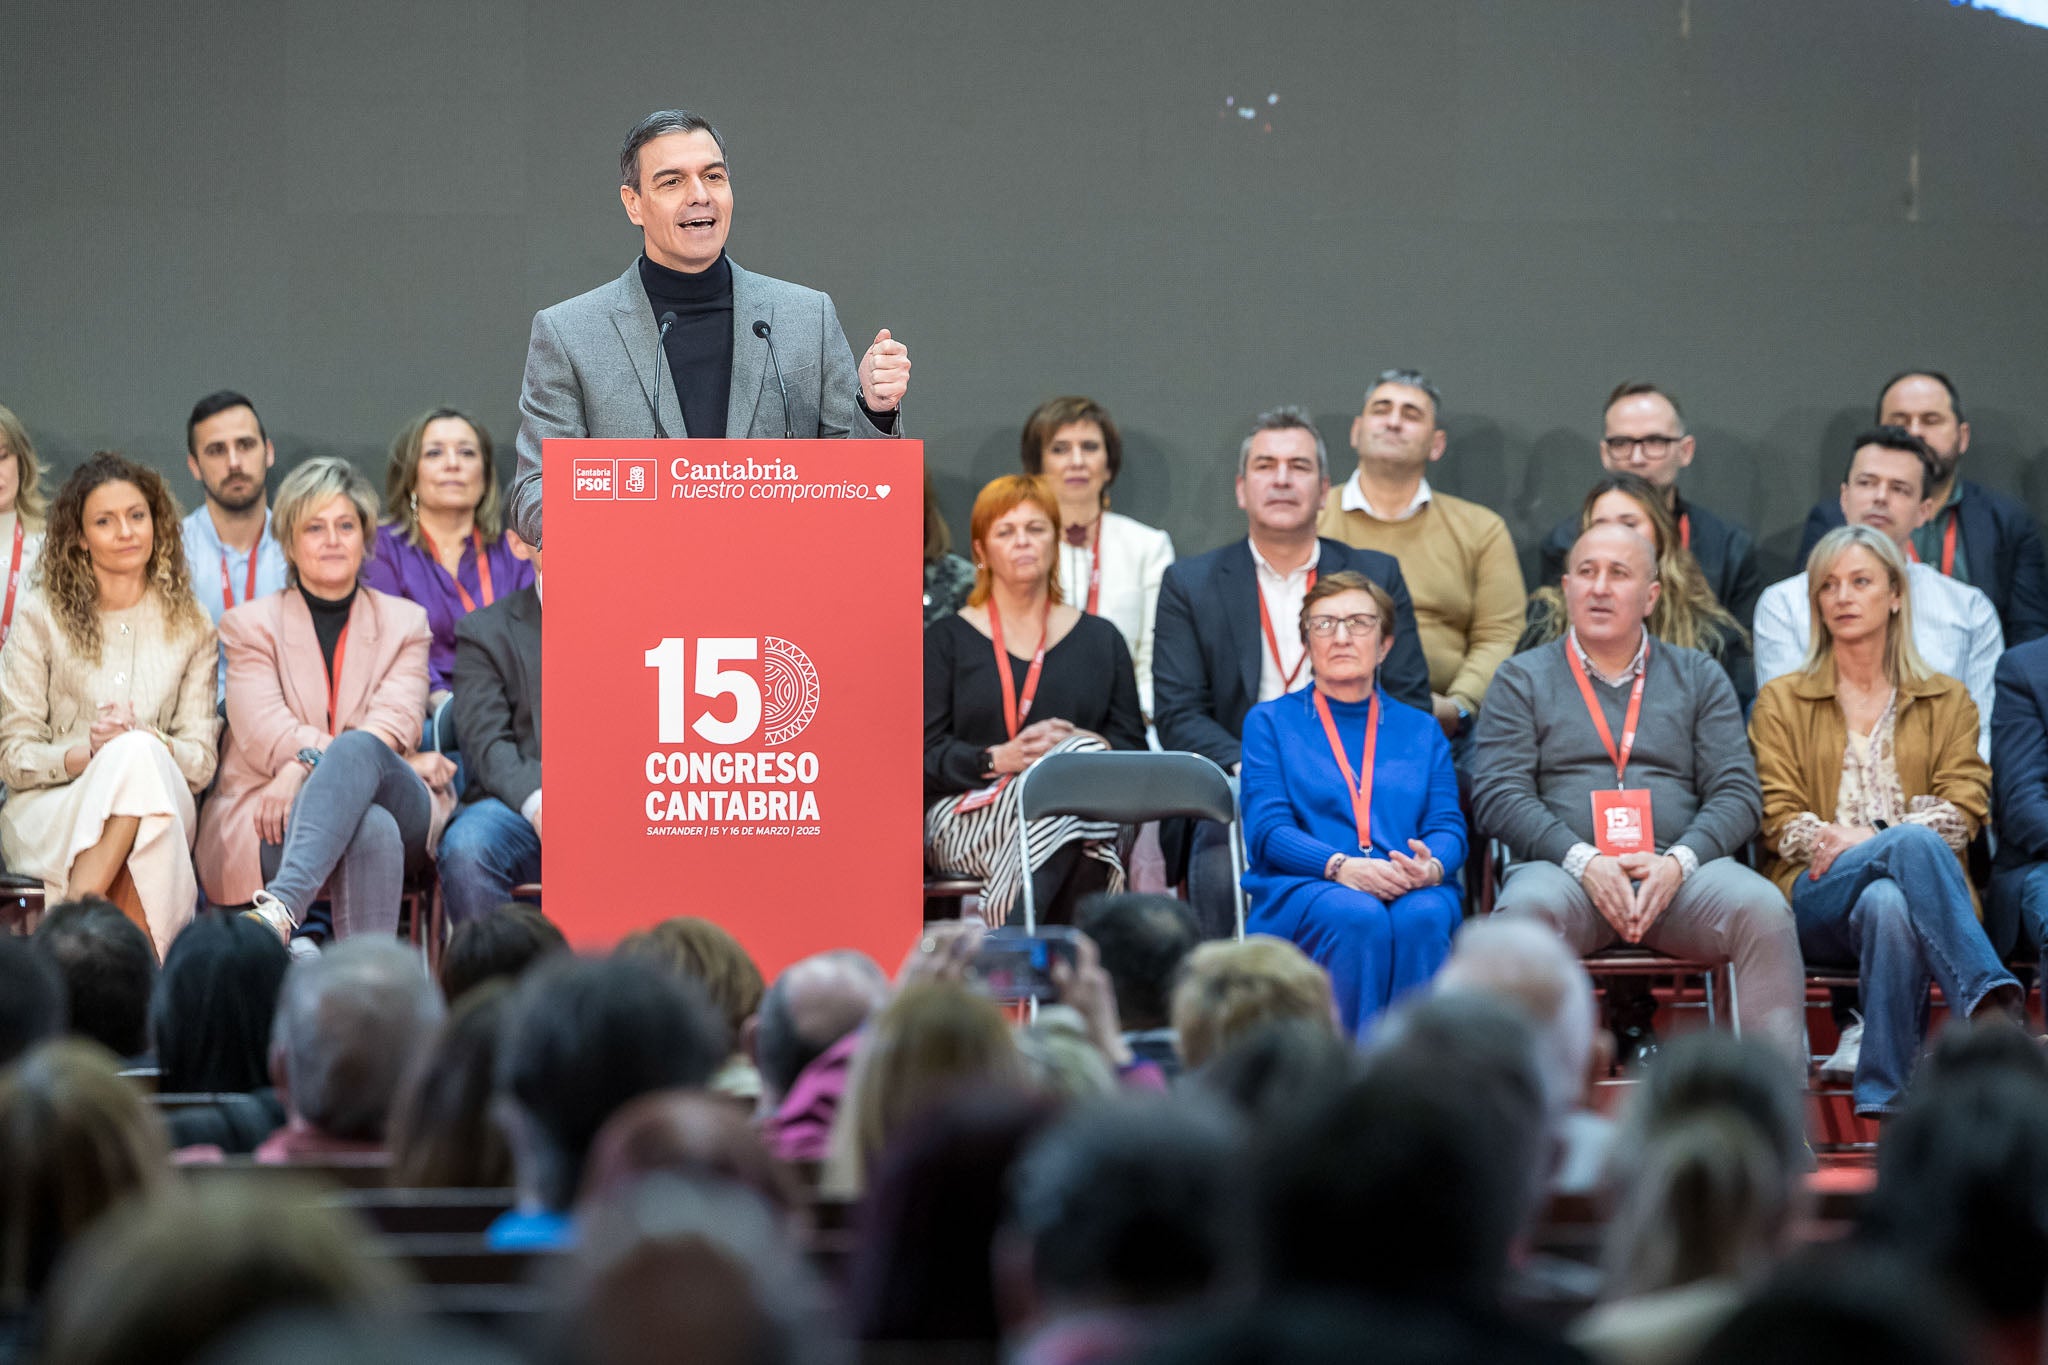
[{"x1": 508, "y1": 257, "x2": 895, "y2": 545}]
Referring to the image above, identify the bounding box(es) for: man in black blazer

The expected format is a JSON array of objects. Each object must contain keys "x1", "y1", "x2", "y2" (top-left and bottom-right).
[
  {"x1": 1797, "y1": 370, "x2": 2048, "y2": 644},
  {"x1": 439, "y1": 559, "x2": 543, "y2": 927},
  {"x1": 1990, "y1": 637, "x2": 2048, "y2": 955},
  {"x1": 1153, "y1": 407, "x2": 1430, "y2": 937}
]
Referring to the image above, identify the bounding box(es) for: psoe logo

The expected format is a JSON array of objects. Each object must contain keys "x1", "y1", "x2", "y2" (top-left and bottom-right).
[
  {"x1": 616, "y1": 457, "x2": 658, "y2": 500},
  {"x1": 572, "y1": 460, "x2": 615, "y2": 499}
]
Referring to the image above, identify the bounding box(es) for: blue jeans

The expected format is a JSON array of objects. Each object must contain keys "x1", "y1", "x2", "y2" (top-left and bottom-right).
[
  {"x1": 438, "y1": 797, "x2": 541, "y2": 928},
  {"x1": 2016, "y1": 862, "x2": 2048, "y2": 952},
  {"x1": 1791, "y1": 824, "x2": 2016, "y2": 1115},
  {"x1": 1250, "y1": 880, "x2": 1463, "y2": 1035}
]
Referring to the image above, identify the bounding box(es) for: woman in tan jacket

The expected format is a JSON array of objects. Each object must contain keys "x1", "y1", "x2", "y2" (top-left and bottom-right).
[{"x1": 1749, "y1": 525, "x2": 2018, "y2": 1117}]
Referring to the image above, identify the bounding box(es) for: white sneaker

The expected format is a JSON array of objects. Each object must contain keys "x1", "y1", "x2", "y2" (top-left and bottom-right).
[
  {"x1": 1820, "y1": 1014, "x2": 1863, "y2": 1082},
  {"x1": 242, "y1": 890, "x2": 296, "y2": 943}
]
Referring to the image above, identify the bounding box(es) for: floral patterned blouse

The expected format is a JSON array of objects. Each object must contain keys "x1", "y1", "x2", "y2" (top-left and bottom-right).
[{"x1": 1778, "y1": 689, "x2": 1971, "y2": 863}]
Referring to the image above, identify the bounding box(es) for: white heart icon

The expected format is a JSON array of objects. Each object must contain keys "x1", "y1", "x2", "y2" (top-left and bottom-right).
[{"x1": 874, "y1": 484, "x2": 892, "y2": 497}]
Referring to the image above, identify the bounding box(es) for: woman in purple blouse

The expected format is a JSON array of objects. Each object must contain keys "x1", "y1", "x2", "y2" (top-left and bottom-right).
[{"x1": 360, "y1": 407, "x2": 535, "y2": 711}]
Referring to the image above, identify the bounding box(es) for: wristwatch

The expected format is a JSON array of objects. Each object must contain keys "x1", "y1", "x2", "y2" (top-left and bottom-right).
[{"x1": 296, "y1": 746, "x2": 322, "y2": 772}]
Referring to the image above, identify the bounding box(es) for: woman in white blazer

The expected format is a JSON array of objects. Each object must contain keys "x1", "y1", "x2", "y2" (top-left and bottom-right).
[{"x1": 1019, "y1": 396, "x2": 1175, "y2": 720}]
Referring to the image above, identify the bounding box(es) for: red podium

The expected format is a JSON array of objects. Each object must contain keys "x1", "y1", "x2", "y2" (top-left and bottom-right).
[{"x1": 541, "y1": 439, "x2": 925, "y2": 978}]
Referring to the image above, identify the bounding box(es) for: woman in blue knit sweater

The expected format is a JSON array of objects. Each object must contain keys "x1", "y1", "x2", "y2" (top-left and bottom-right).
[{"x1": 1240, "y1": 571, "x2": 1467, "y2": 1033}]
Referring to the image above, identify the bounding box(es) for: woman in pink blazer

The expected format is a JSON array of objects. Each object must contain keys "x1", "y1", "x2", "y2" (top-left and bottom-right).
[{"x1": 196, "y1": 457, "x2": 457, "y2": 948}]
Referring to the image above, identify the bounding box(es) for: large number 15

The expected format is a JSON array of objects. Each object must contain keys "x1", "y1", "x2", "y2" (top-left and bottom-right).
[{"x1": 644, "y1": 637, "x2": 761, "y2": 745}]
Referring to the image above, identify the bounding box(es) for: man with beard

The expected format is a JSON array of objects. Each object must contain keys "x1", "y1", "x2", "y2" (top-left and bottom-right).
[
  {"x1": 182, "y1": 390, "x2": 290, "y2": 699},
  {"x1": 1797, "y1": 370, "x2": 2048, "y2": 644}
]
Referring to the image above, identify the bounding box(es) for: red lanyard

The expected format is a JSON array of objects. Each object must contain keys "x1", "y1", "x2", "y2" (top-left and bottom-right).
[
  {"x1": 1565, "y1": 635, "x2": 1650, "y2": 787},
  {"x1": 988, "y1": 597, "x2": 1050, "y2": 739},
  {"x1": 1904, "y1": 513, "x2": 1958, "y2": 577},
  {"x1": 326, "y1": 623, "x2": 351, "y2": 736},
  {"x1": 1258, "y1": 566, "x2": 1316, "y2": 693},
  {"x1": 1312, "y1": 686, "x2": 1380, "y2": 854},
  {"x1": 219, "y1": 545, "x2": 259, "y2": 614},
  {"x1": 0, "y1": 520, "x2": 23, "y2": 647},
  {"x1": 419, "y1": 527, "x2": 495, "y2": 613},
  {"x1": 1678, "y1": 511, "x2": 1690, "y2": 552}
]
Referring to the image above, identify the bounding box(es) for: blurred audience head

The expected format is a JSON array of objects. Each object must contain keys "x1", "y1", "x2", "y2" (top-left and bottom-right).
[
  {"x1": 1435, "y1": 916, "x2": 1599, "y2": 1122},
  {"x1": 387, "y1": 980, "x2": 515, "y2": 1189},
  {"x1": 1015, "y1": 1005, "x2": 1116, "y2": 1102},
  {"x1": 438, "y1": 903, "x2": 567, "y2": 1005},
  {"x1": 0, "y1": 401, "x2": 50, "y2": 525},
  {"x1": 616, "y1": 916, "x2": 765, "y2": 1041},
  {"x1": 0, "y1": 935, "x2": 65, "y2": 1068},
  {"x1": 579, "y1": 1090, "x2": 802, "y2": 1222},
  {"x1": 270, "y1": 938, "x2": 444, "y2": 1144},
  {"x1": 1191, "y1": 1018, "x2": 1356, "y2": 1125},
  {"x1": 497, "y1": 953, "x2": 729, "y2": 1212},
  {"x1": 750, "y1": 949, "x2": 888, "y2": 1105},
  {"x1": 1171, "y1": 936, "x2": 1336, "y2": 1071},
  {"x1": 0, "y1": 1039, "x2": 169, "y2": 1310},
  {"x1": 837, "y1": 980, "x2": 1024, "y2": 1181},
  {"x1": 34, "y1": 897, "x2": 157, "y2": 1060},
  {"x1": 1691, "y1": 1248, "x2": 1971, "y2": 1365},
  {"x1": 1078, "y1": 893, "x2": 1198, "y2": 1033},
  {"x1": 150, "y1": 912, "x2": 289, "y2": 1095}
]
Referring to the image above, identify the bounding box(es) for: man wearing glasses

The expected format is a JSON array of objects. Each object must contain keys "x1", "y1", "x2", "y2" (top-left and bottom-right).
[{"x1": 1537, "y1": 383, "x2": 1763, "y2": 631}]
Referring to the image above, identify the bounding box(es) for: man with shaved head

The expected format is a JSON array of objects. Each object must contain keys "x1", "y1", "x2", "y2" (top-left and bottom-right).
[
  {"x1": 749, "y1": 949, "x2": 889, "y2": 1162},
  {"x1": 1471, "y1": 524, "x2": 1804, "y2": 1062}
]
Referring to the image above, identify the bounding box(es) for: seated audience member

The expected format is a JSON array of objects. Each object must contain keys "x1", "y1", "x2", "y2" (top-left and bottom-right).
[
  {"x1": 1434, "y1": 917, "x2": 1610, "y2": 1193},
  {"x1": 148, "y1": 914, "x2": 290, "y2": 1153},
  {"x1": 1240, "y1": 572, "x2": 1465, "y2": 1032},
  {"x1": 998, "y1": 1098, "x2": 1239, "y2": 1365},
  {"x1": 1016, "y1": 1007, "x2": 1118, "y2": 1101},
  {"x1": 1523, "y1": 472, "x2": 1753, "y2": 706},
  {"x1": 1078, "y1": 893, "x2": 1199, "y2": 1075},
  {"x1": 1471, "y1": 523, "x2": 1804, "y2": 1060},
  {"x1": 751, "y1": 948, "x2": 889, "y2": 1163},
  {"x1": 179, "y1": 391, "x2": 290, "y2": 630},
  {"x1": 1170, "y1": 936, "x2": 1339, "y2": 1071},
  {"x1": 33, "y1": 897, "x2": 156, "y2": 1061},
  {"x1": 1538, "y1": 383, "x2": 1762, "y2": 629},
  {"x1": 436, "y1": 901, "x2": 566, "y2": 1004},
  {"x1": 1798, "y1": 370, "x2": 2048, "y2": 646},
  {"x1": 1751, "y1": 525, "x2": 2019, "y2": 1116},
  {"x1": 258, "y1": 937, "x2": 445, "y2": 1163},
  {"x1": 492, "y1": 953, "x2": 729, "y2": 1250},
  {"x1": 1318, "y1": 369, "x2": 1525, "y2": 746},
  {"x1": 617, "y1": 916, "x2": 765, "y2": 1101},
  {"x1": 924, "y1": 474, "x2": 1146, "y2": 926},
  {"x1": 1571, "y1": 1032, "x2": 1808, "y2": 1365},
  {"x1": 387, "y1": 980, "x2": 515, "y2": 1189},
  {"x1": 1691, "y1": 1248, "x2": 1973, "y2": 1365},
  {"x1": 437, "y1": 536, "x2": 542, "y2": 928},
  {"x1": 923, "y1": 465, "x2": 975, "y2": 625},
  {"x1": 0, "y1": 403, "x2": 49, "y2": 652},
  {"x1": 360, "y1": 407, "x2": 534, "y2": 709},
  {"x1": 1019, "y1": 395, "x2": 1176, "y2": 717},
  {"x1": 849, "y1": 1088, "x2": 1059, "y2": 1345},
  {"x1": 1992, "y1": 636, "x2": 2048, "y2": 954},
  {"x1": 200, "y1": 457, "x2": 457, "y2": 948},
  {"x1": 1152, "y1": 406, "x2": 1431, "y2": 935},
  {"x1": 1190, "y1": 1019, "x2": 1357, "y2": 1125},
  {"x1": 1756, "y1": 427, "x2": 2001, "y2": 755},
  {"x1": 39, "y1": 1183, "x2": 406, "y2": 1365},
  {"x1": 578, "y1": 1091, "x2": 804, "y2": 1225},
  {"x1": 0, "y1": 453, "x2": 218, "y2": 958},
  {"x1": 0, "y1": 1041, "x2": 168, "y2": 1329},
  {"x1": 0, "y1": 937, "x2": 64, "y2": 1068}
]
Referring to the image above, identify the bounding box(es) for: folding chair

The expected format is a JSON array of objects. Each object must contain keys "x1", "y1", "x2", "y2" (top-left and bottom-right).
[{"x1": 1013, "y1": 750, "x2": 1244, "y2": 936}]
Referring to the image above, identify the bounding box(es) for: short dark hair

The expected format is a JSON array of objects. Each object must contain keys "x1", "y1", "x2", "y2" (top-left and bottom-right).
[
  {"x1": 186, "y1": 390, "x2": 267, "y2": 454},
  {"x1": 1605, "y1": 380, "x2": 1686, "y2": 429},
  {"x1": 1846, "y1": 425, "x2": 1940, "y2": 500},
  {"x1": 1876, "y1": 369, "x2": 1965, "y2": 424},
  {"x1": 34, "y1": 898, "x2": 157, "y2": 1059},
  {"x1": 0, "y1": 936, "x2": 66, "y2": 1068},
  {"x1": 150, "y1": 913, "x2": 290, "y2": 1094},
  {"x1": 1019, "y1": 396, "x2": 1123, "y2": 491},
  {"x1": 438, "y1": 904, "x2": 568, "y2": 1005},
  {"x1": 1076, "y1": 894, "x2": 1198, "y2": 1031},
  {"x1": 496, "y1": 954, "x2": 730, "y2": 1210},
  {"x1": 620, "y1": 109, "x2": 727, "y2": 190}
]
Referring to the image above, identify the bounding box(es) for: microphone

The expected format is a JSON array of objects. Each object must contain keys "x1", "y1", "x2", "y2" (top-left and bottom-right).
[
  {"x1": 753, "y1": 320, "x2": 795, "y2": 439},
  {"x1": 651, "y1": 311, "x2": 678, "y2": 438}
]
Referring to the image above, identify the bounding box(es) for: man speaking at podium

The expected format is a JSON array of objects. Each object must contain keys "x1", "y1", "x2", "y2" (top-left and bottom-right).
[{"x1": 508, "y1": 109, "x2": 912, "y2": 545}]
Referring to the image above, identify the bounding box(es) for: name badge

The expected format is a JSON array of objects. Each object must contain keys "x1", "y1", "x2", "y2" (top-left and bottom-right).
[
  {"x1": 1591, "y1": 788, "x2": 1654, "y2": 858},
  {"x1": 955, "y1": 776, "x2": 1012, "y2": 814}
]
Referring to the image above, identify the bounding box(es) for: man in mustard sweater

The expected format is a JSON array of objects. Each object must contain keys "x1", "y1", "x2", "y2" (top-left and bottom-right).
[{"x1": 1318, "y1": 369, "x2": 1526, "y2": 747}]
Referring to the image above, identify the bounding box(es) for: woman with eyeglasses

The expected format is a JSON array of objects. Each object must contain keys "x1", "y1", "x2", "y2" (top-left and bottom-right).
[{"x1": 1238, "y1": 570, "x2": 1467, "y2": 1032}]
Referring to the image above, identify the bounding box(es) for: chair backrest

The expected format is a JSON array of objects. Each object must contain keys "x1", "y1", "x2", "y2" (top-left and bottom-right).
[
  {"x1": 334, "y1": 1187, "x2": 518, "y2": 1236},
  {"x1": 1016, "y1": 750, "x2": 1234, "y2": 827}
]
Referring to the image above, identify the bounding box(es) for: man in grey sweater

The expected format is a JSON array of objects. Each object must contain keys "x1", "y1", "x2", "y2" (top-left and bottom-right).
[{"x1": 1471, "y1": 525, "x2": 1804, "y2": 1061}]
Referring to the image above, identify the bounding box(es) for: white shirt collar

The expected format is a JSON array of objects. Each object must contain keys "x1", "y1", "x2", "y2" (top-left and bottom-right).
[
  {"x1": 1339, "y1": 469, "x2": 1432, "y2": 521},
  {"x1": 1247, "y1": 539, "x2": 1317, "y2": 584}
]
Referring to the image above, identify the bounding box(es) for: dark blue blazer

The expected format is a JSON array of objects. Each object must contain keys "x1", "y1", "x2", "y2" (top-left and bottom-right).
[
  {"x1": 1990, "y1": 637, "x2": 2048, "y2": 953},
  {"x1": 1798, "y1": 479, "x2": 2048, "y2": 645},
  {"x1": 1153, "y1": 537, "x2": 1431, "y2": 771}
]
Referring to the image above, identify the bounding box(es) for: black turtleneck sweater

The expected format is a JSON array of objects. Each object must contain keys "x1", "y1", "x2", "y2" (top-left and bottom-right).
[
  {"x1": 301, "y1": 583, "x2": 356, "y2": 681},
  {"x1": 639, "y1": 252, "x2": 734, "y2": 439}
]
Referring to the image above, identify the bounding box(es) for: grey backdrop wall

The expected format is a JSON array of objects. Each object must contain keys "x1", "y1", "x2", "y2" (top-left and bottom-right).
[{"x1": 5, "y1": 0, "x2": 2045, "y2": 587}]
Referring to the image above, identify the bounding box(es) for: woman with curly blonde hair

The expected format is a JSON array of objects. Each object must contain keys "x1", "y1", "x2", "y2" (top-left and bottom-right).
[{"x1": 0, "y1": 453, "x2": 217, "y2": 956}]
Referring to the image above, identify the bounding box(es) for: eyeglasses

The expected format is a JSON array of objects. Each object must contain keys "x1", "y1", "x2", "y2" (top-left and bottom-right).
[
  {"x1": 1603, "y1": 435, "x2": 1683, "y2": 458},
  {"x1": 1306, "y1": 614, "x2": 1380, "y2": 638}
]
